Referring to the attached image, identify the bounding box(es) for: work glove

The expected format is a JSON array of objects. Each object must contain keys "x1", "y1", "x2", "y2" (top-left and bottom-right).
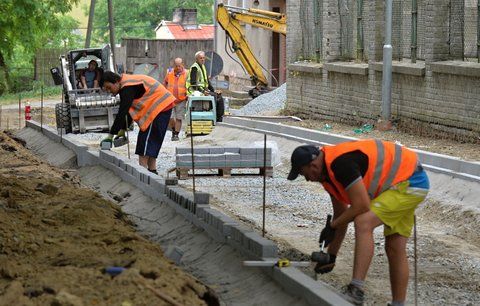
[
  {"x1": 314, "y1": 254, "x2": 336, "y2": 274},
  {"x1": 100, "y1": 134, "x2": 113, "y2": 146},
  {"x1": 319, "y1": 215, "x2": 335, "y2": 247},
  {"x1": 115, "y1": 129, "x2": 126, "y2": 138}
]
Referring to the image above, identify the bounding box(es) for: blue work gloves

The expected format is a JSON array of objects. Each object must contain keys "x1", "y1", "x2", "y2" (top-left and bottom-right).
[{"x1": 319, "y1": 215, "x2": 335, "y2": 247}]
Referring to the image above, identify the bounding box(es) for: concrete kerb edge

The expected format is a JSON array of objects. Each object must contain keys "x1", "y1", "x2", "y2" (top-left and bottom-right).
[
  {"x1": 26, "y1": 121, "x2": 348, "y2": 306},
  {"x1": 25, "y1": 121, "x2": 98, "y2": 167},
  {"x1": 221, "y1": 118, "x2": 480, "y2": 182}
]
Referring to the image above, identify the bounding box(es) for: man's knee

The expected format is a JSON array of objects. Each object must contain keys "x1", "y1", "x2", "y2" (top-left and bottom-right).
[{"x1": 354, "y1": 211, "x2": 379, "y2": 234}]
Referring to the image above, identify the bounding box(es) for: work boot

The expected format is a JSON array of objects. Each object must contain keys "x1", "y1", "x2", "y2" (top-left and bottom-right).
[
  {"x1": 341, "y1": 284, "x2": 365, "y2": 305},
  {"x1": 171, "y1": 132, "x2": 179, "y2": 141}
]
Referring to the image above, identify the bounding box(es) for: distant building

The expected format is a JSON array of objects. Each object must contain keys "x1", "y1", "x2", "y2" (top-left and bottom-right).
[{"x1": 155, "y1": 8, "x2": 214, "y2": 40}]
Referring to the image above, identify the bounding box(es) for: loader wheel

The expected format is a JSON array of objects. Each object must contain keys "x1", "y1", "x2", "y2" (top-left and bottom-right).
[{"x1": 55, "y1": 103, "x2": 72, "y2": 133}]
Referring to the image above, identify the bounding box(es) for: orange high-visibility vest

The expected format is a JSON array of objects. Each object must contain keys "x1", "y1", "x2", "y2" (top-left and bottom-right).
[
  {"x1": 120, "y1": 74, "x2": 176, "y2": 132},
  {"x1": 164, "y1": 68, "x2": 187, "y2": 102},
  {"x1": 321, "y1": 139, "x2": 418, "y2": 204}
]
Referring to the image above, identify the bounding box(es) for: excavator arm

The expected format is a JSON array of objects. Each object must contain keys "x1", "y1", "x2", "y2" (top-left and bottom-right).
[{"x1": 216, "y1": 4, "x2": 286, "y2": 87}]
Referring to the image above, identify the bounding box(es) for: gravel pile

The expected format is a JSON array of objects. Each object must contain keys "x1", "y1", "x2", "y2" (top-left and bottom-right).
[{"x1": 233, "y1": 83, "x2": 287, "y2": 116}]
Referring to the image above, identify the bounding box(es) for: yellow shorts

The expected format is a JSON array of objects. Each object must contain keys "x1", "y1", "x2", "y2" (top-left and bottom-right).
[{"x1": 370, "y1": 180, "x2": 428, "y2": 237}]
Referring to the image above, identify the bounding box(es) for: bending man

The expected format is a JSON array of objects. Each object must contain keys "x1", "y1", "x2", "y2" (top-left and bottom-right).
[
  {"x1": 287, "y1": 139, "x2": 429, "y2": 306},
  {"x1": 100, "y1": 71, "x2": 176, "y2": 174}
]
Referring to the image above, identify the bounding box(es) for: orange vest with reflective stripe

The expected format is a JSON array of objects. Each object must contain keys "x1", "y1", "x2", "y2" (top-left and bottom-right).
[
  {"x1": 120, "y1": 74, "x2": 176, "y2": 132},
  {"x1": 165, "y1": 69, "x2": 187, "y2": 102},
  {"x1": 321, "y1": 139, "x2": 418, "y2": 204}
]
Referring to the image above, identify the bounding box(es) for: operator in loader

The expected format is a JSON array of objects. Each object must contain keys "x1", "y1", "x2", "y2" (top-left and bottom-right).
[
  {"x1": 186, "y1": 51, "x2": 225, "y2": 122},
  {"x1": 163, "y1": 57, "x2": 188, "y2": 141},
  {"x1": 99, "y1": 71, "x2": 176, "y2": 174},
  {"x1": 80, "y1": 60, "x2": 101, "y2": 89},
  {"x1": 287, "y1": 140, "x2": 429, "y2": 306}
]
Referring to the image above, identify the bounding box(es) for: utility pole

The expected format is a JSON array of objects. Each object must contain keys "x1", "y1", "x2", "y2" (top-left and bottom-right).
[
  {"x1": 107, "y1": 0, "x2": 117, "y2": 72},
  {"x1": 85, "y1": 0, "x2": 96, "y2": 48},
  {"x1": 214, "y1": 0, "x2": 218, "y2": 55},
  {"x1": 380, "y1": 0, "x2": 393, "y2": 130}
]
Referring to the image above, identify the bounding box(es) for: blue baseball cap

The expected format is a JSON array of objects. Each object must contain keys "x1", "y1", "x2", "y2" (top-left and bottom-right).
[{"x1": 287, "y1": 145, "x2": 320, "y2": 180}]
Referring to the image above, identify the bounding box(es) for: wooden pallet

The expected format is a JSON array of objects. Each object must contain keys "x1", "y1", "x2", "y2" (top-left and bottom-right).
[{"x1": 176, "y1": 167, "x2": 273, "y2": 180}]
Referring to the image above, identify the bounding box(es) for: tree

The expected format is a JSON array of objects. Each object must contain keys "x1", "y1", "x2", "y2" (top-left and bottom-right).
[
  {"x1": 89, "y1": 0, "x2": 214, "y2": 46},
  {"x1": 0, "y1": 0, "x2": 79, "y2": 94}
]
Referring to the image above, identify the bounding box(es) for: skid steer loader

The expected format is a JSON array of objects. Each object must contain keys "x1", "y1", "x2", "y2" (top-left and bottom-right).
[{"x1": 50, "y1": 45, "x2": 119, "y2": 134}]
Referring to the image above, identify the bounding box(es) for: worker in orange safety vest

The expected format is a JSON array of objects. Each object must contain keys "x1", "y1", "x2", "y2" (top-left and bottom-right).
[
  {"x1": 163, "y1": 57, "x2": 188, "y2": 141},
  {"x1": 100, "y1": 71, "x2": 176, "y2": 174},
  {"x1": 287, "y1": 139, "x2": 429, "y2": 306}
]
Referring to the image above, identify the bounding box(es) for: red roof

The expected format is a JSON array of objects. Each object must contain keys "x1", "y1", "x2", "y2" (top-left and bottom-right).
[{"x1": 166, "y1": 23, "x2": 214, "y2": 40}]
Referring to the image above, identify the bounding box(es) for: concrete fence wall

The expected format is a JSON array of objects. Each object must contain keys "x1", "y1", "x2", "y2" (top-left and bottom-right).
[{"x1": 286, "y1": 0, "x2": 480, "y2": 142}]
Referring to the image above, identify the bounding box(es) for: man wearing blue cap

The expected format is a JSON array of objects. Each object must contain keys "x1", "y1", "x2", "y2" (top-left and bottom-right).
[{"x1": 287, "y1": 140, "x2": 429, "y2": 306}]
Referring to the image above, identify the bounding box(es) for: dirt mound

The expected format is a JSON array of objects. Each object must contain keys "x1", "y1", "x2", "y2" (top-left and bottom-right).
[{"x1": 0, "y1": 131, "x2": 218, "y2": 306}]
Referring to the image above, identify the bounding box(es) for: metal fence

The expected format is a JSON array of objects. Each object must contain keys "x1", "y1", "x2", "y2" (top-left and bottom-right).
[
  {"x1": 338, "y1": 0, "x2": 357, "y2": 60},
  {"x1": 297, "y1": 0, "x2": 322, "y2": 62},
  {"x1": 294, "y1": 0, "x2": 479, "y2": 64},
  {"x1": 464, "y1": 0, "x2": 479, "y2": 61},
  {"x1": 392, "y1": 0, "x2": 426, "y2": 61},
  {"x1": 34, "y1": 48, "x2": 66, "y2": 86}
]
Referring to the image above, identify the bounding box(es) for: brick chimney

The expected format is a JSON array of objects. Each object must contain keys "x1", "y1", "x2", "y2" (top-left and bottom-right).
[{"x1": 172, "y1": 8, "x2": 198, "y2": 29}]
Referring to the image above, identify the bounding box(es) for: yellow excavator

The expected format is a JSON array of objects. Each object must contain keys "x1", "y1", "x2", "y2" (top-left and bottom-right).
[{"x1": 216, "y1": 3, "x2": 286, "y2": 88}]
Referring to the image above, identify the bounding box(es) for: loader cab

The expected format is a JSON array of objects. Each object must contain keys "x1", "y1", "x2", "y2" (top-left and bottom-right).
[
  {"x1": 51, "y1": 45, "x2": 120, "y2": 134},
  {"x1": 68, "y1": 49, "x2": 106, "y2": 90}
]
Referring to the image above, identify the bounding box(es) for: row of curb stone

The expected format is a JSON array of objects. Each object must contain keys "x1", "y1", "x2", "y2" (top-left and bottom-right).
[{"x1": 25, "y1": 120, "x2": 351, "y2": 306}]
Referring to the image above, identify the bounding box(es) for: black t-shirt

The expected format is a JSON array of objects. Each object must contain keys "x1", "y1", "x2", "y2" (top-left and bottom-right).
[
  {"x1": 325, "y1": 150, "x2": 368, "y2": 191},
  {"x1": 109, "y1": 84, "x2": 145, "y2": 135}
]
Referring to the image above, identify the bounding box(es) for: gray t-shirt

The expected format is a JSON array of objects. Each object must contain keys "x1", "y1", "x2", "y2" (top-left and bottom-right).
[{"x1": 84, "y1": 70, "x2": 97, "y2": 88}]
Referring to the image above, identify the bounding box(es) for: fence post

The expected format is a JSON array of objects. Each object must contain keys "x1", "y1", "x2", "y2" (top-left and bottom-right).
[
  {"x1": 41, "y1": 85, "x2": 44, "y2": 131},
  {"x1": 18, "y1": 94, "x2": 21, "y2": 129},
  {"x1": 356, "y1": 0, "x2": 364, "y2": 61},
  {"x1": 411, "y1": 0, "x2": 418, "y2": 63}
]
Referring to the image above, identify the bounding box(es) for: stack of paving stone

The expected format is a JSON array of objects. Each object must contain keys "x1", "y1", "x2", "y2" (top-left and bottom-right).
[{"x1": 175, "y1": 147, "x2": 273, "y2": 178}]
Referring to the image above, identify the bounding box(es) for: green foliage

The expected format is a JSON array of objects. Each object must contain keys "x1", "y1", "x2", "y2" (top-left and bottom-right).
[
  {"x1": 0, "y1": 0, "x2": 80, "y2": 58},
  {"x1": 89, "y1": 0, "x2": 214, "y2": 45},
  {"x1": 48, "y1": 15, "x2": 84, "y2": 49},
  {"x1": 0, "y1": 0, "x2": 80, "y2": 95}
]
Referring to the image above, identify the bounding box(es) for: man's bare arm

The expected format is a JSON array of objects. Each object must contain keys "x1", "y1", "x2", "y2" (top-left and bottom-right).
[
  {"x1": 327, "y1": 196, "x2": 348, "y2": 255},
  {"x1": 330, "y1": 179, "x2": 370, "y2": 229}
]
